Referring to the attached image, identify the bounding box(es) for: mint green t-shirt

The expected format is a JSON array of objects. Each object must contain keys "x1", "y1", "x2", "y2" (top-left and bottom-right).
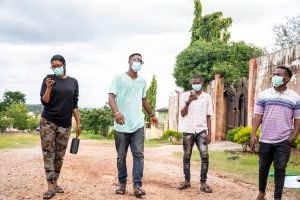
[{"x1": 109, "y1": 73, "x2": 147, "y2": 133}]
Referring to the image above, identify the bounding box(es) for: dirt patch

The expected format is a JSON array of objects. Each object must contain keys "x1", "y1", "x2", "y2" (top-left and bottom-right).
[{"x1": 0, "y1": 140, "x2": 296, "y2": 200}]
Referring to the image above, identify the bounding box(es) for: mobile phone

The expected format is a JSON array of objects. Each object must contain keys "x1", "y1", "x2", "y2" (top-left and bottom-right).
[{"x1": 47, "y1": 74, "x2": 55, "y2": 80}]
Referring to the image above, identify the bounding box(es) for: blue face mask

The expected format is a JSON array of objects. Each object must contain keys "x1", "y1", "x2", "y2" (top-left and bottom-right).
[
  {"x1": 53, "y1": 66, "x2": 64, "y2": 76},
  {"x1": 272, "y1": 75, "x2": 285, "y2": 87},
  {"x1": 131, "y1": 62, "x2": 142, "y2": 72},
  {"x1": 192, "y1": 84, "x2": 202, "y2": 91}
]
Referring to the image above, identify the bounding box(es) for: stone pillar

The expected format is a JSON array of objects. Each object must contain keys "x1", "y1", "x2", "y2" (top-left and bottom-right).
[
  {"x1": 213, "y1": 74, "x2": 226, "y2": 141},
  {"x1": 247, "y1": 59, "x2": 257, "y2": 127}
]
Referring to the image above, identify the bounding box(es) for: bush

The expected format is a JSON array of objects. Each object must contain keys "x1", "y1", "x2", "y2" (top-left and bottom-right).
[
  {"x1": 107, "y1": 129, "x2": 115, "y2": 139},
  {"x1": 296, "y1": 134, "x2": 300, "y2": 150},
  {"x1": 161, "y1": 129, "x2": 182, "y2": 142},
  {"x1": 233, "y1": 127, "x2": 260, "y2": 151},
  {"x1": 226, "y1": 127, "x2": 242, "y2": 141}
]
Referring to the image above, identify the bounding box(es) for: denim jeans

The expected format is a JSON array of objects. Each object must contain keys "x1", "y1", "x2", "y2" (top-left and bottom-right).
[
  {"x1": 115, "y1": 127, "x2": 144, "y2": 188},
  {"x1": 183, "y1": 130, "x2": 209, "y2": 183},
  {"x1": 259, "y1": 140, "x2": 291, "y2": 199}
]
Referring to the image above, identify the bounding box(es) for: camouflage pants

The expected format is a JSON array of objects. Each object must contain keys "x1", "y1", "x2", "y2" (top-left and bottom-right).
[{"x1": 40, "y1": 118, "x2": 71, "y2": 184}]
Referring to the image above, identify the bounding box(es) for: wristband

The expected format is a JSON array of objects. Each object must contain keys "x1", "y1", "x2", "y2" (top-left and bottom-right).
[{"x1": 114, "y1": 111, "x2": 120, "y2": 115}]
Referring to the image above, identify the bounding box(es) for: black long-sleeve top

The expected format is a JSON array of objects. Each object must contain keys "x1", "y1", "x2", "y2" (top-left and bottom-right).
[{"x1": 40, "y1": 76, "x2": 79, "y2": 128}]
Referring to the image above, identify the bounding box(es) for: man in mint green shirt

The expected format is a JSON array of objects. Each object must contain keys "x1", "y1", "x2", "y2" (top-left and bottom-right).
[{"x1": 108, "y1": 53, "x2": 158, "y2": 197}]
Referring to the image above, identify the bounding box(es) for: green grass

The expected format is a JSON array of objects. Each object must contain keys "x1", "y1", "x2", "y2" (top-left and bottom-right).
[
  {"x1": 0, "y1": 134, "x2": 40, "y2": 150},
  {"x1": 174, "y1": 150, "x2": 300, "y2": 196}
]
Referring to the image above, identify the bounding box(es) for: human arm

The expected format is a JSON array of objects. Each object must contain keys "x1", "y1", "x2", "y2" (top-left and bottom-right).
[{"x1": 142, "y1": 98, "x2": 158, "y2": 126}]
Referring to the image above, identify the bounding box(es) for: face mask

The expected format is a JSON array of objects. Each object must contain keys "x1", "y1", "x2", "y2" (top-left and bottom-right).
[
  {"x1": 53, "y1": 66, "x2": 64, "y2": 76},
  {"x1": 272, "y1": 75, "x2": 285, "y2": 87},
  {"x1": 131, "y1": 62, "x2": 142, "y2": 72},
  {"x1": 192, "y1": 84, "x2": 202, "y2": 91}
]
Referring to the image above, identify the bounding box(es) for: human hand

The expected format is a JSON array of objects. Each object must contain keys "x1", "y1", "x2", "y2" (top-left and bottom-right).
[
  {"x1": 45, "y1": 78, "x2": 55, "y2": 88},
  {"x1": 115, "y1": 112, "x2": 125, "y2": 125},
  {"x1": 76, "y1": 125, "x2": 81, "y2": 138},
  {"x1": 150, "y1": 116, "x2": 158, "y2": 127},
  {"x1": 250, "y1": 134, "x2": 257, "y2": 151}
]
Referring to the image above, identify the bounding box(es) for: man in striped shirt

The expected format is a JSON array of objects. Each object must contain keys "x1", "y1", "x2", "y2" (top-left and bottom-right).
[{"x1": 250, "y1": 66, "x2": 300, "y2": 200}]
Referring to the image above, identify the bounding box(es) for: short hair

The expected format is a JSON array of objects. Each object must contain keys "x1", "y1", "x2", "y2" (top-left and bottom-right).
[
  {"x1": 192, "y1": 74, "x2": 203, "y2": 81},
  {"x1": 276, "y1": 66, "x2": 292, "y2": 78},
  {"x1": 129, "y1": 53, "x2": 142, "y2": 60}
]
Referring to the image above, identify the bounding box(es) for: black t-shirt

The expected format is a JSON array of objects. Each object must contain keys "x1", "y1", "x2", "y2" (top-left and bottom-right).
[{"x1": 40, "y1": 75, "x2": 79, "y2": 128}]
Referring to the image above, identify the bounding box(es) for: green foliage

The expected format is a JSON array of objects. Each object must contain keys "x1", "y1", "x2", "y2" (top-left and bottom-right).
[
  {"x1": 226, "y1": 126, "x2": 242, "y2": 141},
  {"x1": 174, "y1": 40, "x2": 264, "y2": 90},
  {"x1": 0, "y1": 91, "x2": 26, "y2": 112},
  {"x1": 191, "y1": 0, "x2": 232, "y2": 43},
  {"x1": 174, "y1": 1, "x2": 264, "y2": 91},
  {"x1": 80, "y1": 105, "x2": 114, "y2": 137},
  {"x1": 27, "y1": 117, "x2": 39, "y2": 131},
  {"x1": 144, "y1": 75, "x2": 157, "y2": 122},
  {"x1": 161, "y1": 129, "x2": 182, "y2": 142},
  {"x1": 6, "y1": 104, "x2": 29, "y2": 130},
  {"x1": 107, "y1": 129, "x2": 115, "y2": 139},
  {"x1": 233, "y1": 127, "x2": 260, "y2": 151},
  {"x1": 0, "y1": 113, "x2": 13, "y2": 133},
  {"x1": 296, "y1": 134, "x2": 300, "y2": 150}
]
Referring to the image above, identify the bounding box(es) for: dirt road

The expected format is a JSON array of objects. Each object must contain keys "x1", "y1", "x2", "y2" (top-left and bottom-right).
[{"x1": 0, "y1": 140, "x2": 296, "y2": 200}]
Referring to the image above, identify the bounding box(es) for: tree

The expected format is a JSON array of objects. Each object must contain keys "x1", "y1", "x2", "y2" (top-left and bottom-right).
[
  {"x1": 173, "y1": 0, "x2": 264, "y2": 90},
  {"x1": 273, "y1": 14, "x2": 300, "y2": 49},
  {"x1": 0, "y1": 112, "x2": 13, "y2": 133},
  {"x1": 174, "y1": 40, "x2": 263, "y2": 90},
  {"x1": 6, "y1": 103, "x2": 29, "y2": 130},
  {"x1": 144, "y1": 75, "x2": 157, "y2": 122},
  {"x1": 191, "y1": 0, "x2": 232, "y2": 43},
  {"x1": 80, "y1": 105, "x2": 114, "y2": 136},
  {"x1": 0, "y1": 91, "x2": 26, "y2": 111}
]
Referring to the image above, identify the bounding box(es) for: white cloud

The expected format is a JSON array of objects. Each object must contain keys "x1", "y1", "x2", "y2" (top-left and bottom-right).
[{"x1": 0, "y1": 0, "x2": 299, "y2": 109}]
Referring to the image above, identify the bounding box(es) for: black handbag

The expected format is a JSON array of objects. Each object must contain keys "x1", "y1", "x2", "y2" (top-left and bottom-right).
[{"x1": 70, "y1": 137, "x2": 80, "y2": 154}]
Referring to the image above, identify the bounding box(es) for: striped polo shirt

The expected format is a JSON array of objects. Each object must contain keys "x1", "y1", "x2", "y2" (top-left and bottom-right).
[{"x1": 254, "y1": 87, "x2": 300, "y2": 143}]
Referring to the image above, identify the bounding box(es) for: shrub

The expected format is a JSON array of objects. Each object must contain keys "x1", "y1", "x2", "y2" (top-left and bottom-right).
[
  {"x1": 107, "y1": 129, "x2": 115, "y2": 139},
  {"x1": 296, "y1": 134, "x2": 300, "y2": 150},
  {"x1": 226, "y1": 127, "x2": 242, "y2": 141},
  {"x1": 161, "y1": 129, "x2": 182, "y2": 142},
  {"x1": 233, "y1": 127, "x2": 260, "y2": 151}
]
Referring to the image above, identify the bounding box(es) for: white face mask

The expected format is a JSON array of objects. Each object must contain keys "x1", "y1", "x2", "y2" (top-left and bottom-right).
[
  {"x1": 131, "y1": 62, "x2": 142, "y2": 72},
  {"x1": 192, "y1": 84, "x2": 202, "y2": 91}
]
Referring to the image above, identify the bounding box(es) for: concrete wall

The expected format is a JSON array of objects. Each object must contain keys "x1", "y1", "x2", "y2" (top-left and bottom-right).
[{"x1": 247, "y1": 44, "x2": 300, "y2": 126}]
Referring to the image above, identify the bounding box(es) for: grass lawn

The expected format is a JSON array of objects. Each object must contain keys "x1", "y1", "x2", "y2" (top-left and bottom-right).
[
  {"x1": 174, "y1": 150, "x2": 300, "y2": 196},
  {"x1": 0, "y1": 134, "x2": 40, "y2": 150}
]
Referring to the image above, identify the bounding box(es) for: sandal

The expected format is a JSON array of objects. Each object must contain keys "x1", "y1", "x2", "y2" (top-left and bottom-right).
[
  {"x1": 133, "y1": 187, "x2": 146, "y2": 198},
  {"x1": 55, "y1": 185, "x2": 64, "y2": 193},
  {"x1": 43, "y1": 190, "x2": 55, "y2": 199},
  {"x1": 200, "y1": 183, "x2": 212, "y2": 193},
  {"x1": 177, "y1": 181, "x2": 191, "y2": 190}
]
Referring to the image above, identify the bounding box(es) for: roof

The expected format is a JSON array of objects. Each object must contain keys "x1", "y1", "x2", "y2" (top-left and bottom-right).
[{"x1": 156, "y1": 107, "x2": 168, "y2": 112}]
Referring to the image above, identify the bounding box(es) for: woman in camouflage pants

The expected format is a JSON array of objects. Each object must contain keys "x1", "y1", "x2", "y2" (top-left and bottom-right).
[{"x1": 40, "y1": 55, "x2": 80, "y2": 199}]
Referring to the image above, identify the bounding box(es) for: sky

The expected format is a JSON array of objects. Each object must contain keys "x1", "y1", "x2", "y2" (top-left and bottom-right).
[{"x1": 0, "y1": 0, "x2": 300, "y2": 109}]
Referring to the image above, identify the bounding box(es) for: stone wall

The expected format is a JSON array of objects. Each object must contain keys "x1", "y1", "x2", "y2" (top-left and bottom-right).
[{"x1": 247, "y1": 44, "x2": 300, "y2": 126}]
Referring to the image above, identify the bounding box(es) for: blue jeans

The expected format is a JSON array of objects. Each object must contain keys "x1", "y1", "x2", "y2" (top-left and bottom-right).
[{"x1": 115, "y1": 127, "x2": 144, "y2": 188}]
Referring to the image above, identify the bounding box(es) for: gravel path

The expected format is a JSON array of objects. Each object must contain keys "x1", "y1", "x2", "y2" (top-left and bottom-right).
[{"x1": 0, "y1": 140, "x2": 296, "y2": 200}]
